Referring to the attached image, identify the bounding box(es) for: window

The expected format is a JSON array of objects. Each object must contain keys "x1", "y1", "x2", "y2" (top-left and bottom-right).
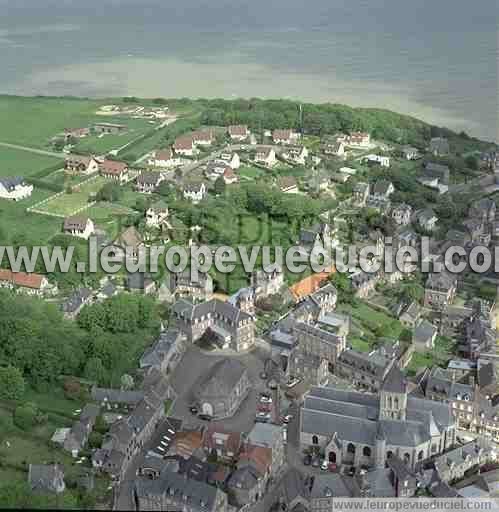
[
  {"x1": 363, "y1": 446, "x2": 371, "y2": 457},
  {"x1": 312, "y1": 435, "x2": 319, "y2": 445},
  {"x1": 403, "y1": 453, "x2": 411, "y2": 465},
  {"x1": 418, "y1": 450, "x2": 424, "y2": 461},
  {"x1": 347, "y1": 443, "x2": 356, "y2": 454}
]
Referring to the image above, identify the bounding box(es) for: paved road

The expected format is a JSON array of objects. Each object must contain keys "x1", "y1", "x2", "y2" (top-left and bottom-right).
[{"x1": 0, "y1": 141, "x2": 65, "y2": 158}]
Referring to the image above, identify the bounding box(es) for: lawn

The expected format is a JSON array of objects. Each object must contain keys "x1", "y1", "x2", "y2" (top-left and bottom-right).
[
  {"x1": 0, "y1": 147, "x2": 63, "y2": 178},
  {"x1": 33, "y1": 176, "x2": 109, "y2": 217},
  {"x1": 0, "y1": 189, "x2": 63, "y2": 245},
  {"x1": 238, "y1": 165, "x2": 265, "y2": 180}
]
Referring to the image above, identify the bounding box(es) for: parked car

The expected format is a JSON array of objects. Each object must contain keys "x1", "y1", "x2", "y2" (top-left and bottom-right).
[
  {"x1": 346, "y1": 467, "x2": 356, "y2": 476},
  {"x1": 198, "y1": 414, "x2": 212, "y2": 421},
  {"x1": 189, "y1": 405, "x2": 199, "y2": 414},
  {"x1": 287, "y1": 377, "x2": 301, "y2": 388},
  {"x1": 303, "y1": 454, "x2": 312, "y2": 466},
  {"x1": 311, "y1": 456, "x2": 320, "y2": 468},
  {"x1": 321, "y1": 460, "x2": 329, "y2": 471},
  {"x1": 260, "y1": 396, "x2": 273, "y2": 404},
  {"x1": 282, "y1": 414, "x2": 293, "y2": 424},
  {"x1": 255, "y1": 412, "x2": 271, "y2": 422}
]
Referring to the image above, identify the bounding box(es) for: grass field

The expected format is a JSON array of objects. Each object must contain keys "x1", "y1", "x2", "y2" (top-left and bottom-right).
[
  {"x1": 238, "y1": 165, "x2": 265, "y2": 180},
  {"x1": 0, "y1": 189, "x2": 63, "y2": 244},
  {"x1": 0, "y1": 147, "x2": 63, "y2": 178},
  {"x1": 33, "y1": 176, "x2": 109, "y2": 217}
]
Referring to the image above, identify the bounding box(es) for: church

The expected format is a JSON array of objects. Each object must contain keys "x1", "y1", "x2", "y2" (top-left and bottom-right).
[{"x1": 300, "y1": 366, "x2": 456, "y2": 470}]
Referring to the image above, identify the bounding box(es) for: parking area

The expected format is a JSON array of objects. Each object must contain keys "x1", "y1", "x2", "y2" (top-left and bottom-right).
[{"x1": 169, "y1": 344, "x2": 272, "y2": 433}]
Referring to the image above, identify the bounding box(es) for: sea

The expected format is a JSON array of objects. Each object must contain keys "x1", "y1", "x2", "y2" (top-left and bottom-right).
[{"x1": 1, "y1": 0, "x2": 498, "y2": 141}]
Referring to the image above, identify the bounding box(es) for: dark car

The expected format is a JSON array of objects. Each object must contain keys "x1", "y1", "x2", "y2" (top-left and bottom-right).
[
  {"x1": 198, "y1": 414, "x2": 212, "y2": 421},
  {"x1": 311, "y1": 456, "x2": 320, "y2": 468},
  {"x1": 347, "y1": 467, "x2": 356, "y2": 476},
  {"x1": 303, "y1": 454, "x2": 312, "y2": 466},
  {"x1": 189, "y1": 405, "x2": 199, "y2": 414}
]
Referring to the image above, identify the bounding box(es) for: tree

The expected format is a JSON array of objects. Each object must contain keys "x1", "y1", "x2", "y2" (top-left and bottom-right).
[
  {"x1": 96, "y1": 182, "x2": 123, "y2": 203},
  {"x1": 121, "y1": 374, "x2": 134, "y2": 390},
  {"x1": 465, "y1": 155, "x2": 479, "y2": 171},
  {"x1": 214, "y1": 176, "x2": 226, "y2": 196},
  {"x1": 84, "y1": 357, "x2": 106, "y2": 385},
  {"x1": 0, "y1": 366, "x2": 25, "y2": 400},
  {"x1": 13, "y1": 402, "x2": 39, "y2": 431},
  {"x1": 88, "y1": 431, "x2": 103, "y2": 449}
]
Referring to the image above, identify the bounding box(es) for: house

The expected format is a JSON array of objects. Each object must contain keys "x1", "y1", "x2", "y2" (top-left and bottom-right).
[
  {"x1": 413, "y1": 320, "x2": 438, "y2": 352},
  {"x1": 299, "y1": 223, "x2": 331, "y2": 249},
  {"x1": 429, "y1": 137, "x2": 450, "y2": 156},
  {"x1": 136, "y1": 171, "x2": 164, "y2": 193},
  {"x1": 126, "y1": 272, "x2": 156, "y2": 295},
  {"x1": 227, "y1": 445, "x2": 271, "y2": 506},
  {"x1": 191, "y1": 129, "x2": 215, "y2": 146},
  {"x1": 324, "y1": 140, "x2": 346, "y2": 157},
  {"x1": 172, "y1": 297, "x2": 255, "y2": 352},
  {"x1": 203, "y1": 427, "x2": 242, "y2": 463},
  {"x1": 139, "y1": 329, "x2": 186, "y2": 375},
  {"x1": 370, "y1": 180, "x2": 395, "y2": 201},
  {"x1": 145, "y1": 201, "x2": 169, "y2": 228},
  {"x1": 100, "y1": 160, "x2": 129, "y2": 183},
  {"x1": 218, "y1": 152, "x2": 240, "y2": 169},
  {"x1": 63, "y1": 404, "x2": 100, "y2": 457},
  {"x1": 353, "y1": 182, "x2": 370, "y2": 206},
  {"x1": 470, "y1": 198, "x2": 496, "y2": 224},
  {"x1": 272, "y1": 129, "x2": 299, "y2": 145},
  {"x1": 287, "y1": 346, "x2": 329, "y2": 387},
  {"x1": 223, "y1": 167, "x2": 238, "y2": 185},
  {"x1": 399, "y1": 301, "x2": 421, "y2": 328},
  {"x1": 364, "y1": 154, "x2": 390, "y2": 168},
  {"x1": 193, "y1": 358, "x2": 251, "y2": 419},
  {"x1": 65, "y1": 154, "x2": 100, "y2": 175},
  {"x1": 424, "y1": 271, "x2": 457, "y2": 310},
  {"x1": 114, "y1": 226, "x2": 144, "y2": 260},
  {"x1": 167, "y1": 269, "x2": 214, "y2": 302},
  {"x1": 173, "y1": 135, "x2": 195, "y2": 156},
  {"x1": 416, "y1": 209, "x2": 438, "y2": 232},
  {"x1": 90, "y1": 387, "x2": 144, "y2": 409},
  {"x1": 252, "y1": 265, "x2": 285, "y2": 299},
  {"x1": 277, "y1": 176, "x2": 299, "y2": 194},
  {"x1": 134, "y1": 468, "x2": 228, "y2": 512},
  {"x1": 422, "y1": 162, "x2": 450, "y2": 184},
  {"x1": 228, "y1": 125, "x2": 249, "y2": 141},
  {"x1": 28, "y1": 464, "x2": 65, "y2": 494},
  {"x1": 282, "y1": 145, "x2": 309, "y2": 164},
  {"x1": 183, "y1": 182, "x2": 207, "y2": 203},
  {"x1": 63, "y1": 127, "x2": 90, "y2": 139},
  {"x1": 350, "y1": 271, "x2": 379, "y2": 299},
  {"x1": 61, "y1": 287, "x2": 93, "y2": 319},
  {"x1": 254, "y1": 147, "x2": 276, "y2": 167},
  {"x1": 392, "y1": 204, "x2": 412, "y2": 226},
  {"x1": 346, "y1": 132, "x2": 371, "y2": 147},
  {"x1": 147, "y1": 148, "x2": 180, "y2": 168},
  {"x1": 63, "y1": 215, "x2": 95, "y2": 239},
  {"x1": 93, "y1": 122, "x2": 127, "y2": 135},
  {"x1": 301, "y1": 366, "x2": 456, "y2": 471},
  {"x1": 247, "y1": 422, "x2": 286, "y2": 476},
  {"x1": 0, "y1": 177, "x2": 33, "y2": 201},
  {"x1": 0, "y1": 269, "x2": 55, "y2": 296},
  {"x1": 402, "y1": 146, "x2": 420, "y2": 161}
]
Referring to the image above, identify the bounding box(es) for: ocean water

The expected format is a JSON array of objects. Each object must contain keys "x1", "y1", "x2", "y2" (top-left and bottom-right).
[{"x1": 0, "y1": 0, "x2": 498, "y2": 141}]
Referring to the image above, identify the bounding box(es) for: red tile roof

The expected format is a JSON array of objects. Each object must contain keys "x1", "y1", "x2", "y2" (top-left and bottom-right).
[
  {"x1": 174, "y1": 136, "x2": 194, "y2": 151},
  {"x1": 191, "y1": 130, "x2": 215, "y2": 142},
  {"x1": 273, "y1": 129, "x2": 293, "y2": 141},
  {"x1": 100, "y1": 160, "x2": 128, "y2": 175},
  {"x1": 0, "y1": 269, "x2": 47, "y2": 289},
  {"x1": 239, "y1": 444, "x2": 272, "y2": 475},
  {"x1": 289, "y1": 269, "x2": 334, "y2": 301},
  {"x1": 155, "y1": 148, "x2": 173, "y2": 160},
  {"x1": 228, "y1": 125, "x2": 248, "y2": 136}
]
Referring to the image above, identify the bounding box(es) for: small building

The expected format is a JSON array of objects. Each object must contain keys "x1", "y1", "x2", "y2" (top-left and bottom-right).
[
  {"x1": 399, "y1": 301, "x2": 421, "y2": 328},
  {"x1": 429, "y1": 137, "x2": 450, "y2": 156},
  {"x1": 194, "y1": 358, "x2": 251, "y2": 419},
  {"x1": 136, "y1": 171, "x2": 164, "y2": 194},
  {"x1": 283, "y1": 145, "x2": 309, "y2": 164},
  {"x1": 424, "y1": 271, "x2": 457, "y2": 310},
  {"x1": 228, "y1": 125, "x2": 249, "y2": 141},
  {"x1": 61, "y1": 287, "x2": 93, "y2": 319},
  {"x1": 370, "y1": 180, "x2": 394, "y2": 201},
  {"x1": 28, "y1": 464, "x2": 65, "y2": 494},
  {"x1": 345, "y1": 132, "x2": 371, "y2": 148},
  {"x1": 139, "y1": 329, "x2": 186, "y2": 375},
  {"x1": 94, "y1": 122, "x2": 127, "y2": 135},
  {"x1": 413, "y1": 320, "x2": 438, "y2": 352},
  {"x1": 218, "y1": 152, "x2": 240, "y2": 169},
  {"x1": 183, "y1": 182, "x2": 207, "y2": 203},
  {"x1": 353, "y1": 182, "x2": 370, "y2": 206},
  {"x1": 0, "y1": 176, "x2": 33, "y2": 201},
  {"x1": 126, "y1": 272, "x2": 156, "y2": 295},
  {"x1": 114, "y1": 226, "x2": 144, "y2": 260},
  {"x1": 416, "y1": 208, "x2": 438, "y2": 232},
  {"x1": 0, "y1": 269, "x2": 55, "y2": 296},
  {"x1": 254, "y1": 147, "x2": 276, "y2": 167},
  {"x1": 402, "y1": 146, "x2": 420, "y2": 161},
  {"x1": 65, "y1": 154, "x2": 100, "y2": 175},
  {"x1": 100, "y1": 160, "x2": 129, "y2": 183},
  {"x1": 223, "y1": 167, "x2": 238, "y2": 185},
  {"x1": 392, "y1": 204, "x2": 412, "y2": 226},
  {"x1": 272, "y1": 129, "x2": 299, "y2": 145},
  {"x1": 145, "y1": 201, "x2": 169, "y2": 228},
  {"x1": 364, "y1": 154, "x2": 390, "y2": 168},
  {"x1": 252, "y1": 266, "x2": 285, "y2": 299},
  {"x1": 288, "y1": 346, "x2": 329, "y2": 387},
  {"x1": 277, "y1": 176, "x2": 299, "y2": 194},
  {"x1": 147, "y1": 148, "x2": 179, "y2": 168},
  {"x1": 324, "y1": 140, "x2": 346, "y2": 157},
  {"x1": 173, "y1": 135, "x2": 195, "y2": 156},
  {"x1": 63, "y1": 215, "x2": 95, "y2": 239},
  {"x1": 203, "y1": 426, "x2": 242, "y2": 463},
  {"x1": 191, "y1": 129, "x2": 215, "y2": 146},
  {"x1": 166, "y1": 269, "x2": 214, "y2": 302}
]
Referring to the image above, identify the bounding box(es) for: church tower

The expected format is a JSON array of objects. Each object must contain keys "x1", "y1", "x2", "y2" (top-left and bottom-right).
[{"x1": 379, "y1": 365, "x2": 408, "y2": 421}]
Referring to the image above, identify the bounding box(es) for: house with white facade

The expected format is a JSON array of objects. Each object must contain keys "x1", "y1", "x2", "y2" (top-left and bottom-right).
[
  {"x1": 218, "y1": 152, "x2": 240, "y2": 169},
  {"x1": 254, "y1": 147, "x2": 276, "y2": 167},
  {"x1": 99, "y1": 160, "x2": 129, "y2": 184},
  {"x1": 272, "y1": 129, "x2": 300, "y2": 145},
  {"x1": 282, "y1": 146, "x2": 309, "y2": 164},
  {"x1": 0, "y1": 177, "x2": 33, "y2": 201},
  {"x1": 63, "y1": 216, "x2": 95, "y2": 240},
  {"x1": 183, "y1": 182, "x2": 207, "y2": 203},
  {"x1": 65, "y1": 155, "x2": 100, "y2": 175},
  {"x1": 345, "y1": 132, "x2": 371, "y2": 148},
  {"x1": 191, "y1": 130, "x2": 215, "y2": 146},
  {"x1": 228, "y1": 125, "x2": 249, "y2": 141},
  {"x1": 0, "y1": 269, "x2": 55, "y2": 296},
  {"x1": 173, "y1": 136, "x2": 195, "y2": 156},
  {"x1": 364, "y1": 154, "x2": 390, "y2": 168},
  {"x1": 145, "y1": 201, "x2": 169, "y2": 228},
  {"x1": 147, "y1": 148, "x2": 180, "y2": 168}
]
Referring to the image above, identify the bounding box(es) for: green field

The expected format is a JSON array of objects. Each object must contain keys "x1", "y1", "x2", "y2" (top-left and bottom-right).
[
  {"x1": 238, "y1": 165, "x2": 265, "y2": 180},
  {"x1": 0, "y1": 189, "x2": 63, "y2": 244},
  {"x1": 0, "y1": 147, "x2": 63, "y2": 178},
  {"x1": 33, "y1": 176, "x2": 109, "y2": 217}
]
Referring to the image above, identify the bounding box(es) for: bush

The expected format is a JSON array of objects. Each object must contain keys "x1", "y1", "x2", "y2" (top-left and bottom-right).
[
  {"x1": 88, "y1": 431, "x2": 103, "y2": 449},
  {"x1": 13, "y1": 403, "x2": 38, "y2": 431}
]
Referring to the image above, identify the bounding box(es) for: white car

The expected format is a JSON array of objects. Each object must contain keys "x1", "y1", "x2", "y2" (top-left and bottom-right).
[
  {"x1": 321, "y1": 460, "x2": 329, "y2": 471},
  {"x1": 157, "y1": 446, "x2": 165, "y2": 453},
  {"x1": 260, "y1": 396, "x2": 273, "y2": 404},
  {"x1": 256, "y1": 412, "x2": 271, "y2": 420},
  {"x1": 287, "y1": 378, "x2": 301, "y2": 389}
]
